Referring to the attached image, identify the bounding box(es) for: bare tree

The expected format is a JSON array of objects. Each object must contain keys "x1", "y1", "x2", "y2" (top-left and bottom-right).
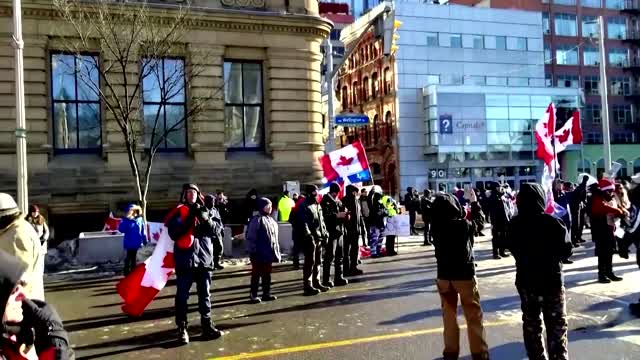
[{"x1": 53, "y1": 0, "x2": 221, "y2": 217}]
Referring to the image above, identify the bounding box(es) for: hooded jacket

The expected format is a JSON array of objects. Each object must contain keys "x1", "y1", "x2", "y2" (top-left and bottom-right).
[
  {"x1": 321, "y1": 193, "x2": 345, "y2": 238},
  {"x1": 506, "y1": 184, "x2": 572, "y2": 292},
  {"x1": 119, "y1": 207, "x2": 147, "y2": 251},
  {"x1": 246, "y1": 198, "x2": 281, "y2": 263},
  {"x1": 403, "y1": 188, "x2": 420, "y2": 213},
  {"x1": 244, "y1": 189, "x2": 259, "y2": 224},
  {"x1": 342, "y1": 185, "x2": 365, "y2": 237},
  {"x1": 297, "y1": 186, "x2": 328, "y2": 243},
  {"x1": 369, "y1": 192, "x2": 389, "y2": 229},
  {"x1": 420, "y1": 190, "x2": 433, "y2": 224},
  {"x1": 0, "y1": 216, "x2": 40, "y2": 300},
  {"x1": 430, "y1": 194, "x2": 476, "y2": 280}
]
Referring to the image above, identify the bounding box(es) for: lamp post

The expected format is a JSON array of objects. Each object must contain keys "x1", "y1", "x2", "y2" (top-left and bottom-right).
[
  {"x1": 597, "y1": 16, "x2": 612, "y2": 173},
  {"x1": 324, "y1": 38, "x2": 336, "y2": 153},
  {"x1": 12, "y1": 0, "x2": 28, "y2": 213}
]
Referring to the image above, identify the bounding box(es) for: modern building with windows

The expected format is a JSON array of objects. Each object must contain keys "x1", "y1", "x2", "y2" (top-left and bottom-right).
[
  {"x1": 450, "y1": 0, "x2": 640, "y2": 181},
  {"x1": 0, "y1": 0, "x2": 330, "y2": 239}
]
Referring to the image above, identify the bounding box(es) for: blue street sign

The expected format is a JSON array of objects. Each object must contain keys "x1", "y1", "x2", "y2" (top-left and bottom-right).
[
  {"x1": 439, "y1": 114, "x2": 453, "y2": 134},
  {"x1": 335, "y1": 113, "x2": 369, "y2": 126}
]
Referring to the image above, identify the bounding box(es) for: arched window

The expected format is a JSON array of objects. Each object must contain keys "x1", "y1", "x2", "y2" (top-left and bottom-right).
[
  {"x1": 341, "y1": 86, "x2": 349, "y2": 109},
  {"x1": 385, "y1": 111, "x2": 393, "y2": 143},
  {"x1": 383, "y1": 67, "x2": 391, "y2": 95},
  {"x1": 362, "y1": 77, "x2": 369, "y2": 100},
  {"x1": 616, "y1": 158, "x2": 628, "y2": 178},
  {"x1": 372, "y1": 72, "x2": 379, "y2": 97},
  {"x1": 577, "y1": 159, "x2": 592, "y2": 175},
  {"x1": 352, "y1": 81, "x2": 359, "y2": 104},
  {"x1": 373, "y1": 114, "x2": 379, "y2": 144},
  {"x1": 596, "y1": 159, "x2": 605, "y2": 178},
  {"x1": 634, "y1": 158, "x2": 640, "y2": 175}
]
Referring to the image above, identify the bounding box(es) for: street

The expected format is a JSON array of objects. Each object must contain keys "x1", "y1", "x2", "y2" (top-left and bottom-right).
[{"x1": 46, "y1": 233, "x2": 640, "y2": 360}]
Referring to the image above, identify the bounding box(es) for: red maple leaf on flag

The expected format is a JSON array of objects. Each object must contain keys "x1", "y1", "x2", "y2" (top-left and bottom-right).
[
  {"x1": 556, "y1": 129, "x2": 571, "y2": 143},
  {"x1": 337, "y1": 155, "x2": 354, "y2": 167},
  {"x1": 161, "y1": 253, "x2": 175, "y2": 269},
  {"x1": 152, "y1": 231, "x2": 161, "y2": 241}
]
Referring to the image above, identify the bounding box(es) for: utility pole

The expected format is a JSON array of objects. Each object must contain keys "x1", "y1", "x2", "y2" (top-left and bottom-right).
[
  {"x1": 324, "y1": 38, "x2": 336, "y2": 153},
  {"x1": 598, "y1": 16, "x2": 612, "y2": 173},
  {"x1": 12, "y1": 0, "x2": 28, "y2": 213}
]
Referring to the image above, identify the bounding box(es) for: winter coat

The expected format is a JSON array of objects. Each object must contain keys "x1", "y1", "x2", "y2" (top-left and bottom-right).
[
  {"x1": 420, "y1": 196, "x2": 433, "y2": 224},
  {"x1": 0, "y1": 217, "x2": 40, "y2": 299},
  {"x1": 25, "y1": 215, "x2": 49, "y2": 246},
  {"x1": 245, "y1": 215, "x2": 281, "y2": 263},
  {"x1": 590, "y1": 192, "x2": 623, "y2": 249},
  {"x1": 403, "y1": 190, "x2": 420, "y2": 213},
  {"x1": 360, "y1": 197, "x2": 370, "y2": 219},
  {"x1": 342, "y1": 186, "x2": 365, "y2": 237},
  {"x1": 487, "y1": 192, "x2": 510, "y2": 230},
  {"x1": 555, "y1": 191, "x2": 572, "y2": 229},
  {"x1": 321, "y1": 194, "x2": 345, "y2": 239},
  {"x1": 506, "y1": 184, "x2": 572, "y2": 292},
  {"x1": 369, "y1": 193, "x2": 389, "y2": 229},
  {"x1": 470, "y1": 202, "x2": 486, "y2": 232},
  {"x1": 297, "y1": 197, "x2": 328, "y2": 243},
  {"x1": 244, "y1": 189, "x2": 259, "y2": 224},
  {"x1": 119, "y1": 216, "x2": 147, "y2": 251},
  {"x1": 430, "y1": 193, "x2": 476, "y2": 280},
  {"x1": 166, "y1": 203, "x2": 221, "y2": 273}
]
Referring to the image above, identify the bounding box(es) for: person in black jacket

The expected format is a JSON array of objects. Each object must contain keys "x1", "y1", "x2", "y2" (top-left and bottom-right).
[
  {"x1": 420, "y1": 189, "x2": 434, "y2": 246},
  {"x1": 568, "y1": 178, "x2": 589, "y2": 246},
  {"x1": 404, "y1": 187, "x2": 420, "y2": 236},
  {"x1": 320, "y1": 183, "x2": 349, "y2": 288},
  {"x1": 368, "y1": 187, "x2": 388, "y2": 258},
  {"x1": 487, "y1": 184, "x2": 510, "y2": 259},
  {"x1": 244, "y1": 189, "x2": 259, "y2": 224},
  {"x1": 205, "y1": 195, "x2": 226, "y2": 271},
  {"x1": 342, "y1": 185, "x2": 365, "y2": 276},
  {"x1": 166, "y1": 184, "x2": 223, "y2": 345},
  {"x1": 297, "y1": 184, "x2": 330, "y2": 296},
  {"x1": 506, "y1": 183, "x2": 572, "y2": 360},
  {"x1": 431, "y1": 193, "x2": 488, "y2": 360}
]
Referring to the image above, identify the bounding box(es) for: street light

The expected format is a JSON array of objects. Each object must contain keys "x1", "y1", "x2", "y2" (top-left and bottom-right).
[{"x1": 12, "y1": 0, "x2": 28, "y2": 213}]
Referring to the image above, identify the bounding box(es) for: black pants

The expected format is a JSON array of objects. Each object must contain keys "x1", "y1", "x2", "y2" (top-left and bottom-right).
[
  {"x1": 595, "y1": 241, "x2": 615, "y2": 277},
  {"x1": 175, "y1": 268, "x2": 212, "y2": 327},
  {"x1": 386, "y1": 235, "x2": 397, "y2": 255},
  {"x1": 124, "y1": 249, "x2": 138, "y2": 276},
  {"x1": 343, "y1": 232, "x2": 360, "y2": 273},
  {"x1": 423, "y1": 221, "x2": 432, "y2": 245},
  {"x1": 213, "y1": 237, "x2": 223, "y2": 265},
  {"x1": 303, "y1": 239, "x2": 323, "y2": 287},
  {"x1": 361, "y1": 218, "x2": 370, "y2": 247},
  {"x1": 409, "y1": 211, "x2": 417, "y2": 234},
  {"x1": 291, "y1": 229, "x2": 303, "y2": 264},
  {"x1": 491, "y1": 228, "x2": 506, "y2": 255},
  {"x1": 323, "y1": 234, "x2": 344, "y2": 283}
]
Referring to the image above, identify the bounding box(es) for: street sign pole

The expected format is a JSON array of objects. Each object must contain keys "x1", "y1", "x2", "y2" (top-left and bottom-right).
[
  {"x1": 12, "y1": 0, "x2": 28, "y2": 213},
  {"x1": 324, "y1": 39, "x2": 335, "y2": 153}
]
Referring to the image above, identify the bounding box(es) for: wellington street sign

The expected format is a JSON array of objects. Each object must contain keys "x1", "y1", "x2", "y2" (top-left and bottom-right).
[{"x1": 335, "y1": 113, "x2": 369, "y2": 127}]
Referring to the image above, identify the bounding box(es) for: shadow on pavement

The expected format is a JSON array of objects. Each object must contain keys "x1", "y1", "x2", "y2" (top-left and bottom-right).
[{"x1": 74, "y1": 320, "x2": 270, "y2": 360}]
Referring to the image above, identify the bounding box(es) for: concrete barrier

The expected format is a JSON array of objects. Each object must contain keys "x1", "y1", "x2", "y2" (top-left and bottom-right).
[
  {"x1": 76, "y1": 231, "x2": 125, "y2": 264},
  {"x1": 278, "y1": 223, "x2": 293, "y2": 254}
]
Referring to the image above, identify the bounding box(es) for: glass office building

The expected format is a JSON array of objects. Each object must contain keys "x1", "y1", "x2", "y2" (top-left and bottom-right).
[{"x1": 422, "y1": 85, "x2": 581, "y2": 191}]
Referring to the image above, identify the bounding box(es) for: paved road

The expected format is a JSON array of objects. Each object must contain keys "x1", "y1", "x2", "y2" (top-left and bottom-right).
[{"x1": 45, "y1": 233, "x2": 640, "y2": 360}]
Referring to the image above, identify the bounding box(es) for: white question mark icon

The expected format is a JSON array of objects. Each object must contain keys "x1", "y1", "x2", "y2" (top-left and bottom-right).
[{"x1": 443, "y1": 119, "x2": 450, "y2": 132}]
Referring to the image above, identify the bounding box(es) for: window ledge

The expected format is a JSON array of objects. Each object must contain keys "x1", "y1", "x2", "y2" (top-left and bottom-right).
[
  {"x1": 49, "y1": 153, "x2": 104, "y2": 169},
  {"x1": 225, "y1": 150, "x2": 270, "y2": 161}
]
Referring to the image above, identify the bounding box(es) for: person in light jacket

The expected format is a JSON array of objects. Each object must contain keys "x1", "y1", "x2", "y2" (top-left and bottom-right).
[
  {"x1": 118, "y1": 204, "x2": 147, "y2": 276},
  {"x1": 246, "y1": 198, "x2": 281, "y2": 303},
  {"x1": 25, "y1": 205, "x2": 49, "y2": 298}
]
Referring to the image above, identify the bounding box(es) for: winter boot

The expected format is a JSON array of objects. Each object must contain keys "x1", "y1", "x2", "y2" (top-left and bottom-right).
[
  {"x1": 314, "y1": 282, "x2": 330, "y2": 292},
  {"x1": 177, "y1": 323, "x2": 189, "y2": 345},
  {"x1": 598, "y1": 275, "x2": 612, "y2": 284},
  {"x1": 607, "y1": 273, "x2": 623, "y2": 282},
  {"x1": 499, "y1": 249, "x2": 510, "y2": 258},
  {"x1": 292, "y1": 256, "x2": 300, "y2": 270},
  {"x1": 261, "y1": 274, "x2": 277, "y2": 301},
  {"x1": 249, "y1": 274, "x2": 261, "y2": 304},
  {"x1": 213, "y1": 255, "x2": 225, "y2": 270},
  {"x1": 334, "y1": 276, "x2": 349, "y2": 287},
  {"x1": 201, "y1": 318, "x2": 223, "y2": 340},
  {"x1": 304, "y1": 283, "x2": 321, "y2": 296}
]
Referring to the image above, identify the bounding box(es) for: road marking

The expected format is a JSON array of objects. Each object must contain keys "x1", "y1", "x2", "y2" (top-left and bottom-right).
[{"x1": 212, "y1": 320, "x2": 515, "y2": 360}]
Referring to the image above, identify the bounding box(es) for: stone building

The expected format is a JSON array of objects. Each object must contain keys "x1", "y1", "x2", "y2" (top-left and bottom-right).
[
  {"x1": 336, "y1": 4, "x2": 399, "y2": 195},
  {"x1": 0, "y1": 0, "x2": 330, "y2": 240}
]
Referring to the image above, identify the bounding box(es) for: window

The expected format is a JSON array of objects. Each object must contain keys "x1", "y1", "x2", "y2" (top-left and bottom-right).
[
  {"x1": 584, "y1": 76, "x2": 600, "y2": 95},
  {"x1": 486, "y1": 76, "x2": 507, "y2": 86},
  {"x1": 496, "y1": 36, "x2": 506, "y2": 50},
  {"x1": 583, "y1": 47, "x2": 599, "y2": 66},
  {"x1": 341, "y1": 85, "x2": 349, "y2": 108},
  {"x1": 555, "y1": 13, "x2": 577, "y2": 36},
  {"x1": 464, "y1": 76, "x2": 485, "y2": 85},
  {"x1": 554, "y1": 0, "x2": 576, "y2": 5},
  {"x1": 330, "y1": 29, "x2": 340, "y2": 41},
  {"x1": 334, "y1": 46, "x2": 345, "y2": 56},
  {"x1": 383, "y1": 68, "x2": 391, "y2": 95},
  {"x1": 610, "y1": 76, "x2": 631, "y2": 95},
  {"x1": 223, "y1": 61, "x2": 264, "y2": 149},
  {"x1": 584, "y1": 104, "x2": 602, "y2": 124},
  {"x1": 608, "y1": 17, "x2": 626, "y2": 39},
  {"x1": 556, "y1": 45, "x2": 578, "y2": 65},
  {"x1": 372, "y1": 72, "x2": 379, "y2": 97},
  {"x1": 582, "y1": 16, "x2": 598, "y2": 37},
  {"x1": 587, "y1": 132, "x2": 603, "y2": 144},
  {"x1": 427, "y1": 74, "x2": 440, "y2": 85},
  {"x1": 609, "y1": 48, "x2": 628, "y2": 67},
  {"x1": 372, "y1": 114, "x2": 379, "y2": 144},
  {"x1": 558, "y1": 75, "x2": 579, "y2": 88},
  {"x1": 613, "y1": 105, "x2": 632, "y2": 124},
  {"x1": 606, "y1": 0, "x2": 624, "y2": 9},
  {"x1": 613, "y1": 132, "x2": 636, "y2": 144},
  {"x1": 543, "y1": 13, "x2": 550, "y2": 34},
  {"x1": 439, "y1": 33, "x2": 462, "y2": 48},
  {"x1": 463, "y1": 34, "x2": 484, "y2": 49},
  {"x1": 362, "y1": 77, "x2": 369, "y2": 100},
  {"x1": 544, "y1": 44, "x2": 552, "y2": 64},
  {"x1": 352, "y1": 81, "x2": 359, "y2": 104},
  {"x1": 545, "y1": 74, "x2": 553, "y2": 87},
  {"x1": 508, "y1": 77, "x2": 528, "y2": 86},
  {"x1": 51, "y1": 53, "x2": 101, "y2": 152},
  {"x1": 385, "y1": 111, "x2": 393, "y2": 143},
  {"x1": 484, "y1": 35, "x2": 497, "y2": 49},
  {"x1": 507, "y1": 37, "x2": 527, "y2": 51},
  {"x1": 441, "y1": 74, "x2": 463, "y2": 85},
  {"x1": 582, "y1": 0, "x2": 601, "y2": 7},
  {"x1": 426, "y1": 32, "x2": 438, "y2": 47}
]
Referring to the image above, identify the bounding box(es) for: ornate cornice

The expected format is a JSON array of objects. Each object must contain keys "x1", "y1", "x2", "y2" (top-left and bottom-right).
[{"x1": 0, "y1": 5, "x2": 331, "y2": 38}]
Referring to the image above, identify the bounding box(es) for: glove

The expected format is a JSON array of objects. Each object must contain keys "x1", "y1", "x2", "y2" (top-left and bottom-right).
[{"x1": 21, "y1": 299, "x2": 69, "y2": 354}]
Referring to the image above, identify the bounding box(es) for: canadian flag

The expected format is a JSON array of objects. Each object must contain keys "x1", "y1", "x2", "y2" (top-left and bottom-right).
[
  {"x1": 319, "y1": 141, "x2": 371, "y2": 185},
  {"x1": 116, "y1": 224, "x2": 174, "y2": 316},
  {"x1": 554, "y1": 110, "x2": 582, "y2": 153},
  {"x1": 535, "y1": 103, "x2": 556, "y2": 166},
  {"x1": 103, "y1": 212, "x2": 121, "y2": 232}
]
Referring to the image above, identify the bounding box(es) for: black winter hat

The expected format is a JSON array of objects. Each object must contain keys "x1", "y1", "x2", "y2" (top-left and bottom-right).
[
  {"x1": 0, "y1": 250, "x2": 26, "y2": 324},
  {"x1": 329, "y1": 182, "x2": 341, "y2": 194},
  {"x1": 303, "y1": 184, "x2": 319, "y2": 196},
  {"x1": 257, "y1": 197, "x2": 272, "y2": 214}
]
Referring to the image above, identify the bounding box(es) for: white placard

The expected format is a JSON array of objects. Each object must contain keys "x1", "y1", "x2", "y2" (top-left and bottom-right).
[{"x1": 382, "y1": 215, "x2": 411, "y2": 236}]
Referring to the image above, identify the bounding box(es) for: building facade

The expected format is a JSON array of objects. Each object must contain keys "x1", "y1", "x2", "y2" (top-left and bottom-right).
[
  {"x1": 450, "y1": 0, "x2": 640, "y2": 180},
  {"x1": 0, "y1": 0, "x2": 330, "y2": 239}
]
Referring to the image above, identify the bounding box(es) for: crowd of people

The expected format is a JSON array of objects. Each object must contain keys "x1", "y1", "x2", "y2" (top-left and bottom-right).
[{"x1": 1, "y1": 170, "x2": 640, "y2": 359}]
